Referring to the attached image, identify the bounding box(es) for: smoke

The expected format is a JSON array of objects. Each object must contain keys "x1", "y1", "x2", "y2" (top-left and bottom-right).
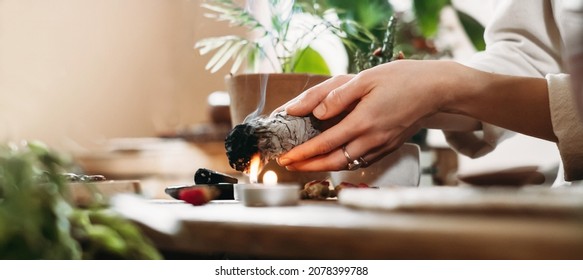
[{"x1": 243, "y1": 73, "x2": 269, "y2": 123}]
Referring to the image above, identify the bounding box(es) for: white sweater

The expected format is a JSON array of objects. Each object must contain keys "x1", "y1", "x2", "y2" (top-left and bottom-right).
[{"x1": 444, "y1": 0, "x2": 583, "y2": 181}]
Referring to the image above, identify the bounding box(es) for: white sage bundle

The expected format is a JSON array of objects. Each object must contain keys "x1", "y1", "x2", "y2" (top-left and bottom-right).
[{"x1": 225, "y1": 111, "x2": 321, "y2": 172}]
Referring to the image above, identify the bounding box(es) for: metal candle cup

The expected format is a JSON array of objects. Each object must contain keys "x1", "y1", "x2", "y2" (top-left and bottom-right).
[{"x1": 235, "y1": 183, "x2": 299, "y2": 207}]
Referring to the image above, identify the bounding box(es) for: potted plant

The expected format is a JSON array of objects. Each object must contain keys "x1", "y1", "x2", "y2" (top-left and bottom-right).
[{"x1": 194, "y1": 0, "x2": 380, "y2": 124}]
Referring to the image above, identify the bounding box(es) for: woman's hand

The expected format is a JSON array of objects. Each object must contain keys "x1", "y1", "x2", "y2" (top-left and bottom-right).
[{"x1": 276, "y1": 60, "x2": 465, "y2": 171}]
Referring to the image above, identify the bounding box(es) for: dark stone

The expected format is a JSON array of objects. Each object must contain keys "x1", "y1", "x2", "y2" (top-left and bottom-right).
[{"x1": 194, "y1": 168, "x2": 238, "y2": 184}]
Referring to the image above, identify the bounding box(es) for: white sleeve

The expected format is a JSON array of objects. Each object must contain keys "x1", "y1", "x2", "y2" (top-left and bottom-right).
[
  {"x1": 547, "y1": 74, "x2": 583, "y2": 181},
  {"x1": 466, "y1": 0, "x2": 562, "y2": 77},
  {"x1": 445, "y1": 0, "x2": 563, "y2": 158}
]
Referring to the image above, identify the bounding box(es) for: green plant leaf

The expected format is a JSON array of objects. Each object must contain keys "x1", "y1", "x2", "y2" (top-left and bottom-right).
[
  {"x1": 337, "y1": 20, "x2": 378, "y2": 44},
  {"x1": 327, "y1": 0, "x2": 392, "y2": 30},
  {"x1": 413, "y1": 0, "x2": 450, "y2": 37},
  {"x1": 291, "y1": 46, "x2": 330, "y2": 75},
  {"x1": 456, "y1": 10, "x2": 486, "y2": 51},
  {"x1": 0, "y1": 142, "x2": 161, "y2": 260}
]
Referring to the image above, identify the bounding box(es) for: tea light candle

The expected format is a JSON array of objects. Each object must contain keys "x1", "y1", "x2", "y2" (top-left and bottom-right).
[{"x1": 236, "y1": 170, "x2": 299, "y2": 207}]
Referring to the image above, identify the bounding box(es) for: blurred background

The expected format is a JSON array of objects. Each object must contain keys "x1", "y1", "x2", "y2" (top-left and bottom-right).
[{"x1": 0, "y1": 0, "x2": 238, "y2": 147}]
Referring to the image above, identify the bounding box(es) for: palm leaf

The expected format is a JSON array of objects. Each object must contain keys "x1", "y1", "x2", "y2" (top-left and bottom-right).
[
  {"x1": 201, "y1": 1, "x2": 263, "y2": 30},
  {"x1": 230, "y1": 44, "x2": 248, "y2": 73},
  {"x1": 210, "y1": 40, "x2": 246, "y2": 73},
  {"x1": 195, "y1": 35, "x2": 243, "y2": 55}
]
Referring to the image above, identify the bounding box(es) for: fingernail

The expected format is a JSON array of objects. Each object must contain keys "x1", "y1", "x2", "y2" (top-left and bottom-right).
[
  {"x1": 313, "y1": 104, "x2": 326, "y2": 118},
  {"x1": 284, "y1": 107, "x2": 296, "y2": 115},
  {"x1": 278, "y1": 157, "x2": 291, "y2": 166},
  {"x1": 285, "y1": 165, "x2": 297, "y2": 171},
  {"x1": 286, "y1": 101, "x2": 298, "y2": 109},
  {"x1": 286, "y1": 99, "x2": 301, "y2": 111}
]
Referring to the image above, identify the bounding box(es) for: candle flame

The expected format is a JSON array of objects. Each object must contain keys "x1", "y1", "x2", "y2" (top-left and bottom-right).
[
  {"x1": 263, "y1": 170, "x2": 278, "y2": 185},
  {"x1": 248, "y1": 153, "x2": 261, "y2": 183}
]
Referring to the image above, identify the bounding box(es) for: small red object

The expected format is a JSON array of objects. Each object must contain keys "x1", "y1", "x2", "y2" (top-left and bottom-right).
[
  {"x1": 179, "y1": 187, "x2": 213, "y2": 206},
  {"x1": 357, "y1": 183, "x2": 370, "y2": 188},
  {"x1": 338, "y1": 182, "x2": 359, "y2": 188}
]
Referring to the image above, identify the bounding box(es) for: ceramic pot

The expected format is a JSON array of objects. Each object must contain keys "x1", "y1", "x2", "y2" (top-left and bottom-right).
[
  {"x1": 225, "y1": 73, "x2": 330, "y2": 184},
  {"x1": 225, "y1": 73, "x2": 330, "y2": 125}
]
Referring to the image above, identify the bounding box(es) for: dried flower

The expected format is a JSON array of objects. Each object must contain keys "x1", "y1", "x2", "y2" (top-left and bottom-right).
[{"x1": 301, "y1": 179, "x2": 333, "y2": 200}]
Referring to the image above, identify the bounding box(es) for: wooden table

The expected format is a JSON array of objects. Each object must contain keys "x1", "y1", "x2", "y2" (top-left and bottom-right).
[{"x1": 112, "y1": 191, "x2": 583, "y2": 260}]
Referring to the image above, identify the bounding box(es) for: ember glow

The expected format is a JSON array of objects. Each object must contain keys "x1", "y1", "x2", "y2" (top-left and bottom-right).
[{"x1": 248, "y1": 153, "x2": 261, "y2": 183}]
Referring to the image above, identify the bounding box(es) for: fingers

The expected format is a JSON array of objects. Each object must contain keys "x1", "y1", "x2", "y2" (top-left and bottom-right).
[
  {"x1": 284, "y1": 131, "x2": 400, "y2": 172},
  {"x1": 310, "y1": 74, "x2": 370, "y2": 120},
  {"x1": 291, "y1": 135, "x2": 375, "y2": 171},
  {"x1": 270, "y1": 93, "x2": 303, "y2": 117},
  {"x1": 281, "y1": 121, "x2": 422, "y2": 172},
  {"x1": 277, "y1": 110, "x2": 366, "y2": 166},
  {"x1": 285, "y1": 75, "x2": 355, "y2": 118}
]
